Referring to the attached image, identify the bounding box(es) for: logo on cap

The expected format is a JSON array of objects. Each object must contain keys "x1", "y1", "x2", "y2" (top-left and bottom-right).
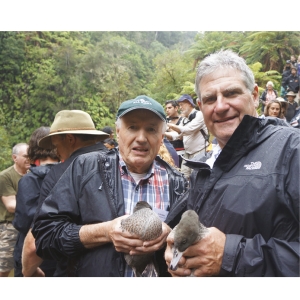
[{"x1": 133, "y1": 99, "x2": 153, "y2": 105}]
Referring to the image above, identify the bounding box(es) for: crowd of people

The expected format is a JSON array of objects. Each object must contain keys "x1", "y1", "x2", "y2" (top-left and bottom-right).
[
  {"x1": 0, "y1": 50, "x2": 299, "y2": 278},
  {"x1": 280, "y1": 55, "x2": 300, "y2": 102},
  {"x1": 259, "y1": 55, "x2": 300, "y2": 127}
]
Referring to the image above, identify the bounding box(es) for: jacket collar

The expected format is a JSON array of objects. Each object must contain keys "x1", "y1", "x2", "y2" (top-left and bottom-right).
[
  {"x1": 185, "y1": 115, "x2": 290, "y2": 172},
  {"x1": 69, "y1": 142, "x2": 107, "y2": 160}
]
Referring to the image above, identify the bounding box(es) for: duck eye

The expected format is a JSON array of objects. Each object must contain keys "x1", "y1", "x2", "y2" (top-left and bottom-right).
[{"x1": 182, "y1": 239, "x2": 186, "y2": 244}]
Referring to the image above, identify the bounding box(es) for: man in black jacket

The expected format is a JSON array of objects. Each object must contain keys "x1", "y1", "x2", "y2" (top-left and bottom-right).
[
  {"x1": 32, "y1": 96, "x2": 188, "y2": 277},
  {"x1": 285, "y1": 65, "x2": 300, "y2": 94},
  {"x1": 165, "y1": 49, "x2": 299, "y2": 277},
  {"x1": 21, "y1": 110, "x2": 109, "y2": 276}
]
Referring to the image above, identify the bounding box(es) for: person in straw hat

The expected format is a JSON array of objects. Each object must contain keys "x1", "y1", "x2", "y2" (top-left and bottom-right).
[
  {"x1": 31, "y1": 96, "x2": 188, "y2": 277},
  {"x1": 21, "y1": 110, "x2": 109, "y2": 277},
  {"x1": 285, "y1": 91, "x2": 299, "y2": 122}
]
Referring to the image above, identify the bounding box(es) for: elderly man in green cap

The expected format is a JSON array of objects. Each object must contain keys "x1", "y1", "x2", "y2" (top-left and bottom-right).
[{"x1": 32, "y1": 96, "x2": 188, "y2": 277}]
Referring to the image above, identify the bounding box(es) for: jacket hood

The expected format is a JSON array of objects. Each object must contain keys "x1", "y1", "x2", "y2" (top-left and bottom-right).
[{"x1": 29, "y1": 163, "x2": 59, "y2": 179}]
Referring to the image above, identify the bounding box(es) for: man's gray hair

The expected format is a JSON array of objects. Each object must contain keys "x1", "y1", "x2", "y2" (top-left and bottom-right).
[
  {"x1": 12, "y1": 143, "x2": 28, "y2": 155},
  {"x1": 195, "y1": 49, "x2": 255, "y2": 100},
  {"x1": 115, "y1": 117, "x2": 167, "y2": 133}
]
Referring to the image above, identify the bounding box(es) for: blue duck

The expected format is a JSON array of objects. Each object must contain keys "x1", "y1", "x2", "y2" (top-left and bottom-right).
[
  {"x1": 169, "y1": 210, "x2": 208, "y2": 271},
  {"x1": 121, "y1": 201, "x2": 162, "y2": 276}
]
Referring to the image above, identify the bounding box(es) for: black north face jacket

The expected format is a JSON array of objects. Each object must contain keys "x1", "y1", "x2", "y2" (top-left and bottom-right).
[
  {"x1": 185, "y1": 115, "x2": 300, "y2": 276},
  {"x1": 32, "y1": 148, "x2": 188, "y2": 277}
]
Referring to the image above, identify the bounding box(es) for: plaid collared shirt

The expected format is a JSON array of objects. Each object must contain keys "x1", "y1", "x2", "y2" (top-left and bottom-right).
[{"x1": 119, "y1": 154, "x2": 170, "y2": 277}]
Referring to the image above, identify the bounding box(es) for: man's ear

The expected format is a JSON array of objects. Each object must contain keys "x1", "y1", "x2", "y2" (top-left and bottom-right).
[
  {"x1": 197, "y1": 98, "x2": 202, "y2": 111},
  {"x1": 66, "y1": 134, "x2": 76, "y2": 145},
  {"x1": 116, "y1": 127, "x2": 120, "y2": 139},
  {"x1": 252, "y1": 84, "x2": 259, "y2": 108}
]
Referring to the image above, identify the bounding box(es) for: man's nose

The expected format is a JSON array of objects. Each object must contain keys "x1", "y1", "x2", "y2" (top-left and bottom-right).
[
  {"x1": 135, "y1": 129, "x2": 147, "y2": 142},
  {"x1": 214, "y1": 95, "x2": 230, "y2": 113}
]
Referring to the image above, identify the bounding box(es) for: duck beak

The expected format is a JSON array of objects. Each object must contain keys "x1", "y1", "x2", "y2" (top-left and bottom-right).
[{"x1": 169, "y1": 247, "x2": 183, "y2": 271}]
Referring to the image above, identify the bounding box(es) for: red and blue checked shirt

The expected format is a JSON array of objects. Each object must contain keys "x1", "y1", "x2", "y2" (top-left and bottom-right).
[{"x1": 118, "y1": 154, "x2": 170, "y2": 277}]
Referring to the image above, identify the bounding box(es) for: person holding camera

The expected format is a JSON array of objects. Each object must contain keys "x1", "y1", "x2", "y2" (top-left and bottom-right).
[{"x1": 167, "y1": 94, "x2": 209, "y2": 180}]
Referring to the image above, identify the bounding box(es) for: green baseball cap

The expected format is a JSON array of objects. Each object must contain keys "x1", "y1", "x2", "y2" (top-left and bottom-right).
[{"x1": 116, "y1": 95, "x2": 167, "y2": 122}]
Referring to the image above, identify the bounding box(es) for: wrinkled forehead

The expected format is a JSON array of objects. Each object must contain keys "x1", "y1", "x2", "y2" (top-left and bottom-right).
[{"x1": 199, "y1": 68, "x2": 247, "y2": 91}]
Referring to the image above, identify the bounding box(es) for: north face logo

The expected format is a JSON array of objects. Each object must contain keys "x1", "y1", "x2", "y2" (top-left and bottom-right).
[
  {"x1": 244, "y1": 161, "x2": 262, "y2": 170},
  {"x1": 133, "y1": 99, "x2": 152, "y2": 105}
]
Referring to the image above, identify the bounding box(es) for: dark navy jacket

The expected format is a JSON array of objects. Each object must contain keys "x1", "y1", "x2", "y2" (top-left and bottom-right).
[
  {"x1": 186, "y1": 115, "x2": 299, "y2": 276},
  {"x1": 285, "y1": 74, "x2": 300, "y2": 93},
  {"x1": 13, "y1": 164, "x2": 58, "y2": 276}
]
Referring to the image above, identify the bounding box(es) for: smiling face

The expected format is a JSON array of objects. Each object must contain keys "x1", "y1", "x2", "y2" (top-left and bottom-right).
[
  {"x1": 198, "y1": 68, "x2": 257, "y2": 149},
  {"x1": 116, "y1": 109, "x2": 165, "y2": 174}
]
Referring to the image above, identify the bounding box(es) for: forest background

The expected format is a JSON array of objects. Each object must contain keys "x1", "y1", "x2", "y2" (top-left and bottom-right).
[{"x1": 1, "y1": 31, "x2": 299, "y2": 170}]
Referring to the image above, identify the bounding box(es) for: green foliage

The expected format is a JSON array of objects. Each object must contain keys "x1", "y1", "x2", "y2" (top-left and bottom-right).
[
  {"x1": 81, "y1": 97, "x2": 115, "y2": 130},
  {"x1": 0, "y1": 30, "x2": 299, "y2": 149},
  {"x1": 150, "y1": 49, "x2": 195, "y2": 103},
  {"x1": 0, "y1": 126, "x2": 13, "y2": 171},
  {"x1": 249, "y1": 62, "x2": 282, "y2": 92},
  {"x1": 186, "y1": 31, "x2": 247, "y2": 68},
  {"x1": 240, "y1": 31, "x2": 300, "y2": 72}
]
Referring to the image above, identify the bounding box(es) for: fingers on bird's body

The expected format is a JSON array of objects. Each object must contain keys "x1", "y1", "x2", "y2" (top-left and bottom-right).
[
  {"x1": 115, "y1": 222, "x2": 167, "y2": 254},
  {"x1": 111, "y1": 216, "x2": 144, "y2": 252},
  {"x1": 114, "y1": 235, "x2": 144, "y2": 252},
  {"x1": 167, "y1": 261, "x2": 191, "y2": 277},
  {"x1": 166, "y1": 229, "x2": 175, "y2": 242},
  {"x1": 165, "y1": 244, "x2": 188, "y2": 276},
  {"x1": 179, "y1": 228, "x2": 225, "y2": 276},
  {"x1": 133, "y1": 222, "x2": 170, "y2": 253},
  {"x1": 132, "y1": 231, "x2": 166, "y2": 254}
]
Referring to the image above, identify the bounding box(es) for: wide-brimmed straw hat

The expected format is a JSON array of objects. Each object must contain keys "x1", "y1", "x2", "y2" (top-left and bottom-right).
[
  {"x1": 286, "y1": 91, "x2": 297, "y2": 97},
  {"x1": 38, "y1": 110, "x2": 109, "y2": 149}
]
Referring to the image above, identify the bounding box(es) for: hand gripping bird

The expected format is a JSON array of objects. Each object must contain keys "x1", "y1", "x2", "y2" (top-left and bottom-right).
[
  {"x1": 169, "y1": 210, "x2": 208, "y2": 272},
  {"x1": 120, "y1": 201, "x2": 163, "y2": 277}
]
